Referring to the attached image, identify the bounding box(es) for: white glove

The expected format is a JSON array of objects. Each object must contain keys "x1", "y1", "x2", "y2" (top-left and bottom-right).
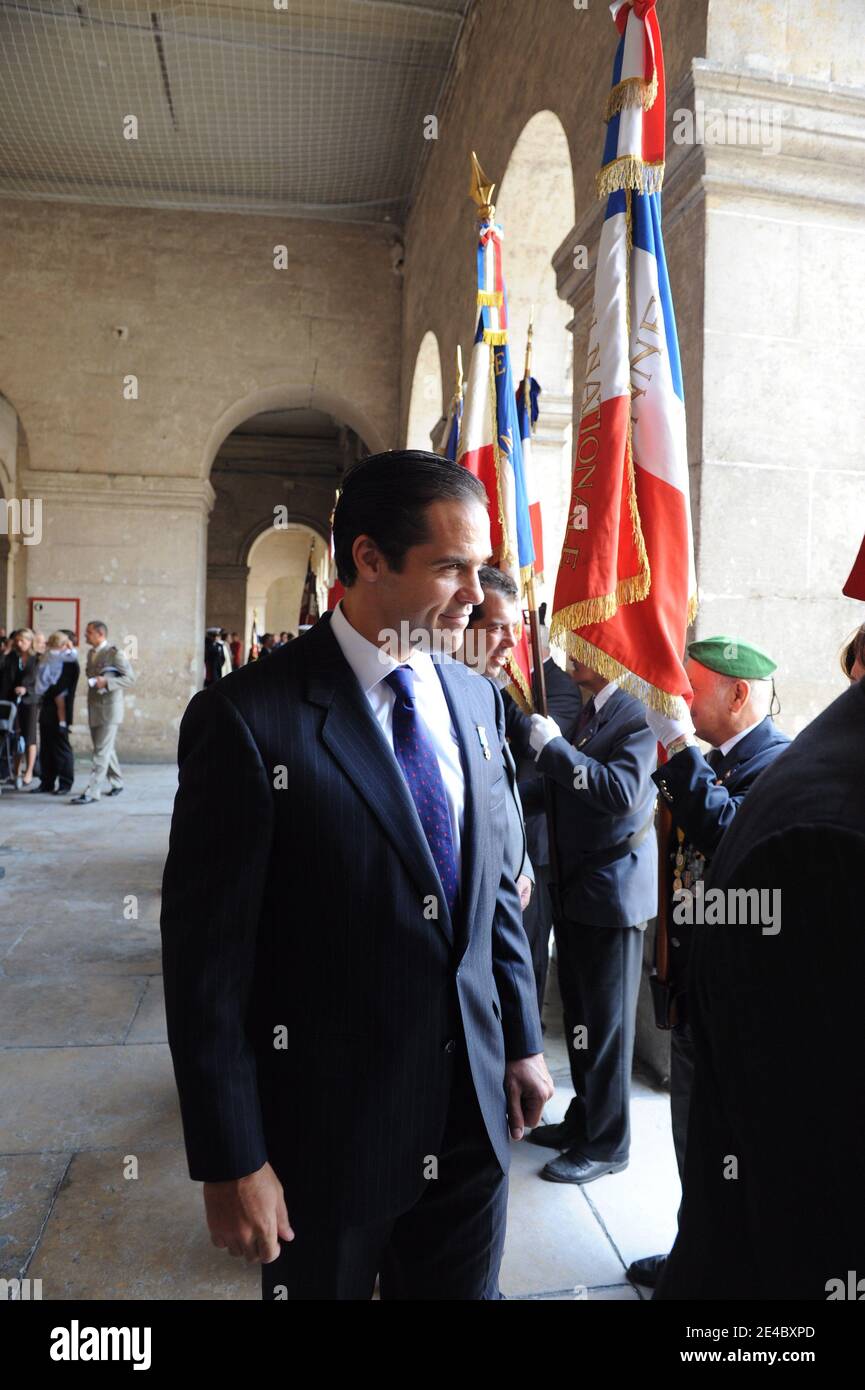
[
  {"x1": 644, "y1": 705, "x2": 696, "y2": 749},
  {"x1": 529, "y1": 713, "x2": 562, "y2": 756}
]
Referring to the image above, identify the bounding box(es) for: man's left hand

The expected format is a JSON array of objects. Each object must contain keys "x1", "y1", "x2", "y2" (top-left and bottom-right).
[
  {"x1": 93, "y1": 676, "x2": 109, "y2": 690},
  {"x1": 505, "y1": 1054, "x2": 555, "y2": 1140}
]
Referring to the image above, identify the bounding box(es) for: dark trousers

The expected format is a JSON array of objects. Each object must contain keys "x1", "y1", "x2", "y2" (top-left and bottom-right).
[
  {"x1": 261, "y1": 1043, "x2": 508, "y2": 1300},
  {"x1": 521, "y1": 866, "x2": 553, "y2": 1020},
  {"x1": 554, "y1": 918, "x2": 645, "y2": 1162},
  {"x1": 38, "y1": 703, "x2": 74, "y2": 791},
  {"x1": 670, "y1": 1019, "x2": 694, "y2": 1214}
]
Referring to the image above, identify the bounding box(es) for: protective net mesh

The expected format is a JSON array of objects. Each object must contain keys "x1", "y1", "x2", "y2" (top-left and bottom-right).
[{"x1": 0, "y1": 0, "x2": 471, "y2": 221}]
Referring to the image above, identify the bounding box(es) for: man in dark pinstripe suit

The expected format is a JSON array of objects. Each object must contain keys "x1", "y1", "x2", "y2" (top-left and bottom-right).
[{"x1": 161, "y1": 451, "x2": 552, "y2": 1300}]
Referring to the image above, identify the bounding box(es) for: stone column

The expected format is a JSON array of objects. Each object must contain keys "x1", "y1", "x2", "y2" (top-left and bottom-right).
[
  {"x1": 206, "y1": 563, "x2": 250, "y2": 640},
  {"x1": 20, "y1": 470, "x2": 215, "y2": 759}
]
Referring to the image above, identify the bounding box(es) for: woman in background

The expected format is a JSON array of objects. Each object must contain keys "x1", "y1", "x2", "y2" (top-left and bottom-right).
[{"x1": 0, "y1": 627, "x2": 39, "y2": 787}]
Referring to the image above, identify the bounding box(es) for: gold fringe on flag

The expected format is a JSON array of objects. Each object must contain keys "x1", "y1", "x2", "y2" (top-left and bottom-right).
[
  {"x1": 483, "y1": 329, "x2": 508, "y2": 346},
  {"x1": 503, "y1": 648, "x2": 533, "y2": 713},
  {"x1": 477, "y1": 290, "x2": 504, "y2": 308},
  {"x1": 687, "y1": 592, "x2": 699, "y2": 626},
  {"x1": 596, "y1": 155, "x2": 664, "y2": 199},
  {"x1": 603, "y1": 69, "x2": 658, "y2": 121},
  {"x1": 548, "y1": 625, "x2": 689, "y2": 720}
]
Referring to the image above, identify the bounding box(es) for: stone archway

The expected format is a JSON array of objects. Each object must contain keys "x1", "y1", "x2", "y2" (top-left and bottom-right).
[
  {"x1": 204, "y1": 391, "x2": 373, "y2": 654},
  {"x1": 497, "y1": 110, "x2": 575, "y2": 608},
  {"x1": 405, "y1": 330, "x2": 444, "y2": 452}
]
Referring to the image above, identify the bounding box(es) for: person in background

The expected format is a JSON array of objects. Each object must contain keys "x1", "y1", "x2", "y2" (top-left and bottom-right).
[
  {"x1": 33, "y1": 630, "x2": 80, "y2": 795},
  {"x1": 70, "y1": 620, "x2": 136, "y2": 806},
  {"x1": 628, "y1": 636, "x2": 789, "y2": 1290},
  {"x1": 1, "y1": 627, "x2": 39, "y2": 787},
  {"x1": 204, "y1": 628, "x2": 224, "y2": 687},
  {"x1": 258, "y1": 633, "x2": 276, "y2": 658},
  {"x1": 840, "y1": 622, "x2": 865, "y2": 683},
  {"x1": 512, "y1": 655, "x2": 658, "y2": 1187},
  {"x1": 455, "y1": 565, "x2": 534, "y2": 916},
  {"x1": 228, "y1": 632, "x2": 242, "y2": 669},
  {"x1": 657, "y1": 670, "x2": 865, "y2": 1301}
]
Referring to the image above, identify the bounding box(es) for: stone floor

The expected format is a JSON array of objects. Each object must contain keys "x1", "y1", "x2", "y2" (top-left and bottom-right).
[{"x1": 0, "y1": 763, "x2": 680, "y2": 1301}]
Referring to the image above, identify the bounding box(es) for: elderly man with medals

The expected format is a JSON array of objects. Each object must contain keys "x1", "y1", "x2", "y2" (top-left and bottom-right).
[{"x1": 627, "y1": 636, "x2": 790, "y2": 1291}]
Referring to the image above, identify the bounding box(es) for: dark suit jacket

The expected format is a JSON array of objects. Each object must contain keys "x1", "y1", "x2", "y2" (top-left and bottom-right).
[
  {"x1": 40, "y1": 658, "x2": 80, "y2": 725},
  {"x1": 160, "y1": 611, "x2": 543, "y2": 1225},
  {"x1": 653, "y1": 716, "x2": 791, "y2": 858},
  {"x1": 658, "y1": 681, "x2": 865, "y2": 1301},
  {"x1": 505, "y1": 658, "x2": 583, "y2": 869},
  {"x1": 509, "y1": 687, "x2": 658, "y2": 927},
  {"x1": 654, "y1": 716, "x2": 790, "y2": 994},
  {"x1": 502, "y1": 740, "x2": 532, "y2": 887}
]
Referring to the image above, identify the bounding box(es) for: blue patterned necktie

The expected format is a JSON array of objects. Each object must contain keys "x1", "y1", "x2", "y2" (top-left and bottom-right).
[{"x1": 384, "y1": 664, "x2": 459, "y2": 921}]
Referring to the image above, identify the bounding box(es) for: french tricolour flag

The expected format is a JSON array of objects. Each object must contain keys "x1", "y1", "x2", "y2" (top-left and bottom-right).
[
  {"x1": 515, "y1": 371, "x2": 544, "y2": 579},
  {"x1": 550, "y1": 0, "x2": 696, "y2": 716},
  {"x1": 459, "y1": 217, "x2": 535, "y2": 708}
]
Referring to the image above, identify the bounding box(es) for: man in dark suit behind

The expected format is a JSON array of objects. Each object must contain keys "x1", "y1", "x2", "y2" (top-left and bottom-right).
[
  {"x1": 161, "y1": 450, "x2": 552, "y2": 1300},
  {"x1": 657, "y1": 675, "x2": 865, "y2": 1300},
  {"x1": 510, "y1": 657, "x2": 658, "y2": 1185},
  {"x1": 505, "y1": 641, "x2": 583, "y2": 1018}
]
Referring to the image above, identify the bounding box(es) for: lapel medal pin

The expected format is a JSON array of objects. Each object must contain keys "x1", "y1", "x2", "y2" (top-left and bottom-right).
[{"x1": 476, "y1": 725, "x2": 491, "y2": 760}]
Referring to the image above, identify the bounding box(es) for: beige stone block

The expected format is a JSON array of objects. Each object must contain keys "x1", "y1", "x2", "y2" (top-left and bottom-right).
[
  {"x1": 0, "y1": 1151, "x2": 72, "y2": 1282},
  {"x1": 499, "y1": 1140, "x2": 625, "y2": 1298},
  {"x1": 0, "y1": 976, "x2": 148, "y2": 1047},
  {"x1": 798, "y1": 220, "x2": 865, "y2": 347},
  {"x1": 697, "y1": 462, "x2": 809, "y2": 598},
  {"x1": 27, "y1": 1149, "x2": 258, "y2": 1301},
  {"x1": 126, "y1": 977, "x2": 167, "y2": 1045},
  {"x1": 809, "y1": 469, "x2": 865, "y2": 598},
  {"x1": 706, "y1": 209, "x2": 800, "y2": 340},
  {"x1": 703, "y1": 335, "x2": 860, "y2": 469},
  {"x1": 0, "y1": 1045, "x2": 181, "y2": 1155}
]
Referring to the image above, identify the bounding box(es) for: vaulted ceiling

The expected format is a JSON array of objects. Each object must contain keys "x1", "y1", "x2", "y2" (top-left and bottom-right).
[{"x1": 0, "y1": 0, "x2": 473, "y2": 223}]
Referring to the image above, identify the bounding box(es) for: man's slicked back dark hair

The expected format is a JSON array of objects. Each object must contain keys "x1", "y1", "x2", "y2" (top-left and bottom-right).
[
  {"x1": 470, "y1": 564, "x2": 519, "y2": 624},
  {"x1": 333, "y1": 450, "x2": 488, "y2": 586}
]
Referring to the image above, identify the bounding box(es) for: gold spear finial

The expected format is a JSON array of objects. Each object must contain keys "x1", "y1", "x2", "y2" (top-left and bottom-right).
[
  {"x1": 456, "y1": 343, "x2": 464, "y2": 400},
  {"x1": 469, "y1": 151, "x2": 495, "y2": 220},
  {"x1": 524, "y1": 304, "x2": 535, "y2": 381}
]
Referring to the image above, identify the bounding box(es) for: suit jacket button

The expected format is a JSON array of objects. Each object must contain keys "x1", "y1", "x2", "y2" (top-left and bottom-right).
[{"x1": 444, "y1": 1039, "x2": 456, "y2": 1054}]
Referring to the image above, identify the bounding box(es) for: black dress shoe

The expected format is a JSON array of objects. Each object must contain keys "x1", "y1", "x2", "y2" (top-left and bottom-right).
[
  {"x1": 539, "y1": 1147, "x2": 629, "y2": 1185},
  {"x1": 30, "y1": 785, "x2": 55, "y2": 793},
  {"x1": 626, "y1": 1253, "x2": 668, "y2": 1288},
  {"x1": 104, "y1": 786, "x2": 124, "y2": 797},
  {"x1": 526, "y1": 1119, "x2": 583, "y2": 1150},
  {"x1": 69, "y1": 794, "x2": 97, "y2": 805},
  {"x1": 53, "y1": 787, "x2": 72, "y2": 795}
]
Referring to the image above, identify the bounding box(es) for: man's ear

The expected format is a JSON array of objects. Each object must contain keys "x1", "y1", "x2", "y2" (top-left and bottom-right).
[
  {"x1": 731, "y1": 678, "x2": 751, "y2": 712},
  {"x1": 351, "y1": 534, "x2": 385, "y2": 583}
]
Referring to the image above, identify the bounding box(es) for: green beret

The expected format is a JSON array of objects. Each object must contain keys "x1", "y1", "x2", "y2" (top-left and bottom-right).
[{"x1": 687, "y1": 635, "x2": 777, "y2": 679}]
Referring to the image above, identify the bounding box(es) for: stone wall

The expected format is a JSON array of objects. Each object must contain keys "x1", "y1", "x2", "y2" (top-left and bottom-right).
[{"x1": 0, "y1": 199, "x2": 402, "y2": 754}]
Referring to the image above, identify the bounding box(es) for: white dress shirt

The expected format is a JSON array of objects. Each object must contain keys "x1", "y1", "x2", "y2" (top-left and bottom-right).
[
  {"x1": 718, "y1": 717, "x2": 765, "y2": 758},
  {"x1": 329, "y1": 602, "x2": 466, "y2": 876},
  {"x1": 591, "y1": 679, "x2": 619, "y2": 713}
]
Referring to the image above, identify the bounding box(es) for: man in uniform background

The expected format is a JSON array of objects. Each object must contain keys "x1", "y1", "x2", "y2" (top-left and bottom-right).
[{"x1": 628, "y1": 636, "x2": 789, "y2": 1289}]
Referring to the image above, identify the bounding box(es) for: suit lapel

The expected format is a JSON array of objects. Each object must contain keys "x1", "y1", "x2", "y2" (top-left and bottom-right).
[
  {"x1": 304, "y1": 619, "x2": 455, "y2": 948},
  {"x1": 434, "y1": 659, "x2": 485, "y2": 951}
]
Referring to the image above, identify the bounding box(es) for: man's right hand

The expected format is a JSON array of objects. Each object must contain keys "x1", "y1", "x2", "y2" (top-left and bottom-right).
[{"x1": 203, "y1": 1161, "x2": 293, "y2": 1264}]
